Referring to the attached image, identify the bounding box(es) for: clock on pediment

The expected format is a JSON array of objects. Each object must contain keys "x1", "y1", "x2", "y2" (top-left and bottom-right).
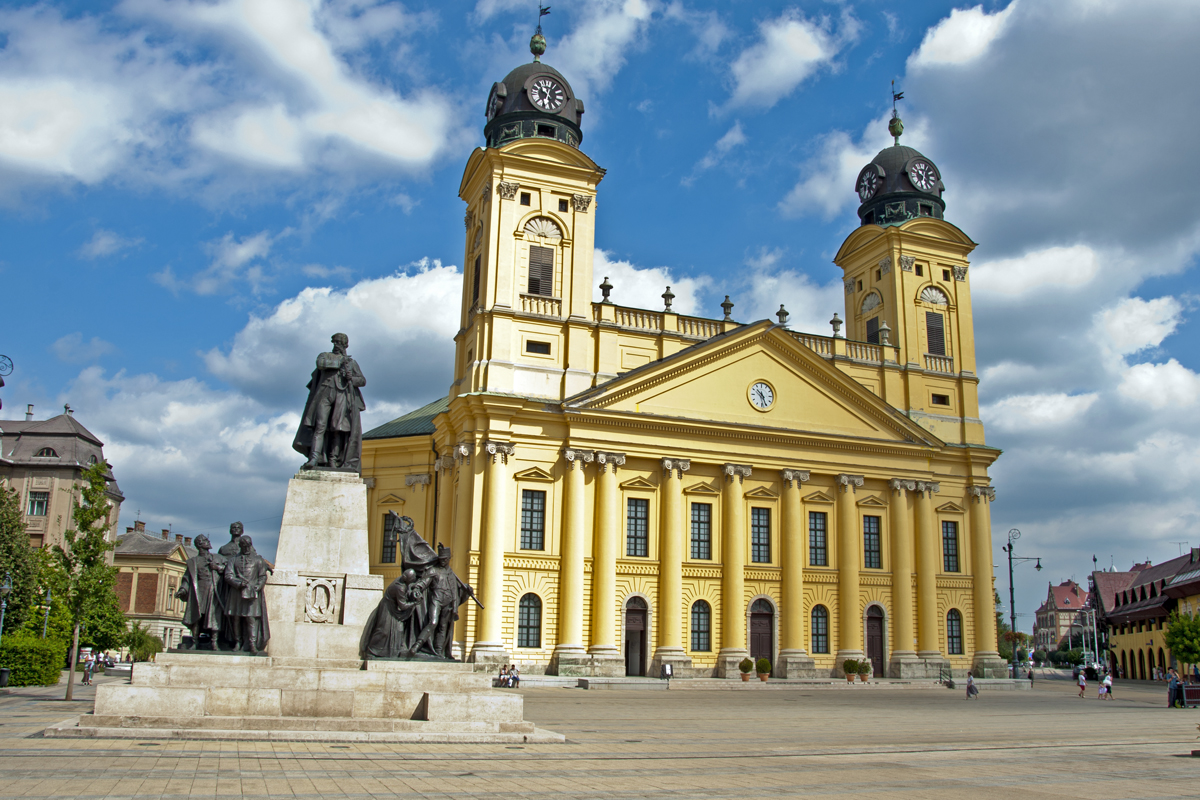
[{"x1": 748, "y1": 380, "x2": 775, "y2": 411}]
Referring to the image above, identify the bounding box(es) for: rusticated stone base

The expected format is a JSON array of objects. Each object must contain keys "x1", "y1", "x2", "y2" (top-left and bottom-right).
[
  {"x1": 776, "y1": 652, "x2": 818, "y2": 679},
  {"x1": 548, "y1": 648, "x2": 625, "y2": 677},
  {"x1": 972, "y1": 654, "x2": 1011, "y2": 679}
]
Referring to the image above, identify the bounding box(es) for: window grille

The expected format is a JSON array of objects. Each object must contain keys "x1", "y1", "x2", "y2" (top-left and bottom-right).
[
  {"x1": 690, "y1": 600, "x2": 711, "y2": 652},
  {"x1": 809, "y1": 511, "x2": 827, "y2": 566},
  {"x1": 34, "y1": 448, "x2": 57, "y2": 458},
  {"x1": 626, "y1": 498, "x2": 649, "y2": 557},
  {"x1": 942, "y1": 521, "x2": 959, "y2": 572},
  {"x1": 690, "y1": 503, "x2": 711, "y2": 560},
  {"x1": 520, "y1": 489, "x2": 546, "y2": 550},
  {"x1": 863, "y1": 515, "x2": 882, "y2": 569},
  {"x1": 751, "y1": 507, "x2": 771, "y2": 563},
  {"x1": 811, "y1": 605, "x2": 830, "y2": 653},
  {"x1": 926, "y1": 311, "x2": 946, "y2": 356},
  {"x1": 866, "y1": 317, "x2": 880, "y2": 344},
  {"x1": 27, "y1": 491, "x2": 49, "y2": 517},
  {"x1": 517, "y1": 594, "x2": 542, "y2": 648},
  {"x1": 381, "y1": 519, "x2": 397, "y2": 563},
  {"x1": 528, "y1": 245, "x2": 554, "y2": 296},
  {"x1": 947, "y1": 609, "x2": 964, "y2": 654}
]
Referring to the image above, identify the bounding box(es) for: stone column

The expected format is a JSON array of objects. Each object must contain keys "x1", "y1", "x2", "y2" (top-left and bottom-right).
[
  {"x1": 718, "y1": 463, "x2": 752, "y2": 677},
  {"x1": 835, "y1": 474, "x2": 865, "y2": 674},
  {"x1": 778, "y1": 468, "x2": 815, "y2": 678},
  {"x1": 470, "y1": 440, "x2": 514, "y2": 664},
  {"x1": 434, "y1": 455, "x2": 455, "y2": 549},
  {"x1": 450, "y1": 443, "x2": 475, "y2": 656},
  {"x1": 969, "y1": 485, "x2": 1006, "y2": 677},
  {"x1": 887, "y1": 479, "x2": 921, "y2": 677},
  {"x1": 550, "y1": 447, "x2": 593, "y2": 675},
  {"x1": 914, "y1": 481, "x2": 944, "y2": 671},
  {"x1": 652, "y1": 457, "x2": 692, "y2": 674},
  {"x1": 588, "y1": 451, "x2": 624, "y2": 675}
]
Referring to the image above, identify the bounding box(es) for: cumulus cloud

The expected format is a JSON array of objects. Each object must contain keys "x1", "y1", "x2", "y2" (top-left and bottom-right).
[
  {"x1": 726, "y1": 9, "x2": 856, "y2": 109},
  {"x1": 591, "y1": 249, "x2": 710, "y2": 316},
  {"x1": 1117, "y1": 360, "x2": 1200, "y2": 410},
  {"x1": 78, "y1": 229, "x2": 143, "y2": 260},
  {"x1": 154, "y1": 229, "x2": 287, "y2": 296},
  {"x1": 1098, "y1": 296, "x2": 1184, "y2": 357},
  {"x1": 982, "y1": 392, "x2": 1098, "y2": 433},
  {"x1": 682, "y1": 121, "x2": 745, "y2": 186},
  {"x1": 971, "y1": 245, "x2": 1101, "y2": 298},
  {"x1": 908, "y1": 2, "x2": 1017, "y2": 68},
  {"x1": 735, "y1": 247, "x2": 844, "y2": 332},
  {"x1": 52, "y1": 333, "x2": 117, "y2": 364}
]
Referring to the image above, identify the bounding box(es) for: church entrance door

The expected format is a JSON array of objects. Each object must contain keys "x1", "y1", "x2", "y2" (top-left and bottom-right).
[
  {"x1": 866, "y1": 607, "x2": 885, "y2": 677},
  {"x1": 625, "y1": 597, "x2": 648, "y2": 677},
  {"x1": 749, "y1": 599, "x2": 774, "y2": 674}
]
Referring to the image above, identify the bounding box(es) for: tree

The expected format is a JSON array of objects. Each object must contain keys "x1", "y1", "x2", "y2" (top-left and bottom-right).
[
  {"x1": 1165, "y1": 611, "x2": 1200, "y2": 668},
  {"x1": 20, "y1": 549, "x2": 72, "y2": 645},
  {"x1": 125, "y1": 621, "x2": 163, "y2": 662},
  {"x1": 53, "y1": 462, "x2": 122, "y2": 700},
  {"x1": 0, "y1": 484, "x2": 39, "y2": 632}
]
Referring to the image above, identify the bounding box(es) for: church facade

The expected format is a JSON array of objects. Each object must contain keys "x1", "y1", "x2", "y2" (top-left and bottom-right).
[{"x1": 361, "y1": 42, "x2": 1005, "y2": 679}]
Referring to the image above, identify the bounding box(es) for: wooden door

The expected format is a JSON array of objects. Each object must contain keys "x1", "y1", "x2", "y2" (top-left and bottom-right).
[
  {"x1": 866, "y1": 607, "x2": 885, "y2": 677},
  {"x1": 625, "y1": 599, "x2": 647, "y2": 677},
  {"x1": 749, "y1": 599, "x2": 774, "y2": 673}
]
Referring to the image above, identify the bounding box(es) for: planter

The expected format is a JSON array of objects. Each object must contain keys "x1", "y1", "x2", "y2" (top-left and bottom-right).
[
  {"x1": 757, "y1": 673, "x2": 769, "y2": 682},
  {"x1": 740, "y1": 673, "x2": 751, "y2": 682},
  {"x1": 858, "y1": 673, "x2": 870, "y2": 683},
  {"x1": 846, "y1": 674, "x2": 855, "y2": 683}
]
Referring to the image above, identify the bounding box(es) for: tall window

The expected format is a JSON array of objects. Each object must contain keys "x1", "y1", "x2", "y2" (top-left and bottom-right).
[
  {"x1": 528, "y1": 245, "x2": 554, "y2": 296},
  {"x1": 926, "y1": 311, "x2": 946, "y2": 356},
  {"x1": 809, "y1": 511, "x2": 827, "y2": 566},
  {"x1": 866, "y1": 317, "x2": 880, "y2": 344},
  {"x1": 27, "y1": 491, "x2": 48, "y2": 517},
  {"x1": 863, "y1": 515, "x2": 882, "y2": 569},
  {"x1": 947, "y1": 609, "x2": 963, "y2": 655},
  {"x1": 381, "y1": 518, "x2": 397, "y2": 563},
  {"x1": 518, "y1": 594, "x2": 542, "y2": 648},
  {"x1": 751, "y1": 507, "x2": 771, "y2": 563},
  {"x1": 520, "y1": 489, "x2": 546, "y2": 550},
  {"x1": 471, "y1": 254, "x2": 481, "y2": 304},
  {"x1": 690, "y1": 600, "x2": 711, "y2": 652},
  {"x1": 690, "y1": 503, "x2": 712, "y2": 560},
  {"x1": 626, "y1": 498, "x2": 649, "y2": 557},
  {"x1": 811, "y1": 605, "x2": 830, "y2": 653},
  {"x1": 942, "y1": 521, "x2": 960, "y2": 572}
]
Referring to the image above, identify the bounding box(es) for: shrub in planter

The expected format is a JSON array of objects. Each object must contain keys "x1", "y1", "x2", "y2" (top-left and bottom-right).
[
  {"x1": 0, "y1": 632, "x2": 66, "y2": 687},
  {"x1": 755, "y1": 658, "x2": 771, "y2": 677},
  {"x1": 739, "y1": 657, "x2": 754, "y2": 674},
  {"x1": 842, "y1": 658, "x2": 859, "y2": 680}
]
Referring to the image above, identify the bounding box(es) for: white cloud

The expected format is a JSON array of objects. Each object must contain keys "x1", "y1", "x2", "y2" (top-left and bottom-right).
[
  {"x1": 909, "y1": 2, "x2": 1018, "y2": 69},
  {"x1": 735, "y1": 248, "x2": 844, "y2": 333},
  {"x1": 155, "y1": 229, "x2": 286, "y2": 296},
  {"x1": 1118, "y1": 360, "x2": 1200, "y2": 410},
  {"x1": 78, "y1": 229, "x2": 143, "y2": 260},
  {"x1": 726, "y1": 9, "x2": 853, "y2": 109},
  {"x1": 971, "y1": 245, "x2": 1101, "y2": 298},
  {"x1": 52, "y1": 333, "x2": 117, "y2": 364},
  {"x1": 682, "y1": 121, "x2": 745, "y2": 186},
  {"x1": 1098, "y1": 296, "x2": 1184, "y2": 356},
  {"x1": 552, "y1": 0, "x2": 659, "y2": 100},
  {"x1": 982, "y1": 392, "x2": 1098, "y2": 432},
  {"x1": 591, "y1": 249, "x2": 710, "y2": 316}
]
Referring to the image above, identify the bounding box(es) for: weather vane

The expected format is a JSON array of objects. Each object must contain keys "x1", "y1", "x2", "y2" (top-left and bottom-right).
[
  {"x1": 531, "y1": 4, "x2": 551, "y2": 61},
  {"x1": 889, "y1": 80, "x2": 905, "y2": 145},
  {"x1": 536, "y1": 4, "x2": 551, "y2": 35}
]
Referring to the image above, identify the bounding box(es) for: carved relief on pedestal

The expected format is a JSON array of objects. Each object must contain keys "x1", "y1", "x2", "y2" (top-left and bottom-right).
[{"x1": 304, "y1": 576, "x2": 342, "y2": 624}]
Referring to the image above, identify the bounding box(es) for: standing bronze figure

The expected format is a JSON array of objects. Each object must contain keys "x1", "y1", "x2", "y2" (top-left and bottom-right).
[
  {"x1": 216, "y1": 521, "x2": 244, "y2": 650},
  {"x1": 293, "y1": 332, "x2": 366, "y2": 471},
  {"x1": 222, "y1": 535, "x2": 271, "y2": 653},
  {"x1": 175, "y1": 534, "x2": 223, "y2": 649}
]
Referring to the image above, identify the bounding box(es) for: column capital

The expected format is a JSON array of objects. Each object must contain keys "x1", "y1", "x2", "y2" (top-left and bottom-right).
[
  {"x1": 780, "y1": 468, "x2": 810, "y2": 487},
  {"x1": 968, "y1": 485, "x2": 996, "y2": 502},
  {"x1": 661, "y1": 458, "x2": 691, "y2": 478},
  {"x1": 914, "y1": 480, "x2": 940, "y2": 497},
  {"x1": 837, "y1": 474, "x2": 864, "y2": 493},
  {"x1": 889, "y1": 478, "x2": 917, "y2": 494},
  {"x1": 434, "y1": 455, "x2": 455, "y2": 472},
  {"x1": 722, "y1": 463, "x2": 752, "y2": 483},
  {"x1": 562, "y1": 448, "x2": 596, "y2": 469},
  {"x1": 482, "y1": 441, "x2": 515, "y2": 464},
  {"x1": 596, "y1": 451, "x2": 626, "y2": 472},
  {"x1": 452, "y1": 442, "x2": 472, "y2": 465},
  {"x1": 405, "y1": 473, "x2": 431, "y2": 489}
]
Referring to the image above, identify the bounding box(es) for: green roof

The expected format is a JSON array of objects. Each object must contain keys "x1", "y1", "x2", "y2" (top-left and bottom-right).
[{"x1": 364, "y1": 396, "x2": 448, "y2": 439}]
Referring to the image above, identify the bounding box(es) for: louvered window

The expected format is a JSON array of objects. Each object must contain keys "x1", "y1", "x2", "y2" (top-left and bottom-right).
[
  {"x1": 528, "y1": 245, "x2": 554, "y2": 296},
  {"x1": 866, "y1": 317, "x2": 880, "y2": 344},
  {"x1": 926, "y1": 311, "x2": 946, "y2": 356},
  {"x1": 471, "y1": 255, "x2": 481, "y2": 304}
]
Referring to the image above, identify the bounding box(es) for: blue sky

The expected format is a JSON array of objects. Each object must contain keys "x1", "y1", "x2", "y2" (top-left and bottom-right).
[{"x1": 2, "y1": 0, "x2": 1199, "y2": 631}]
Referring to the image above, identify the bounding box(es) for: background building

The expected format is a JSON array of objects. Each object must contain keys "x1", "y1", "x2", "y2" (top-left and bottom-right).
[
  {"x1": 0, "y1": 405, "x2": 123, "y2": 552},
  {"x1": 362, "y1": 39, "x2": 1004, "y2": 680},
  {"x1": 1104, "y1": 550, "x2": 1200, "y2": 679},
  {"x1": 113, "y1": 521, "x2": 194, "y2": 650},
  {"x1": 1032, "y1": 580, "x2": 1090, "y2": 652}
]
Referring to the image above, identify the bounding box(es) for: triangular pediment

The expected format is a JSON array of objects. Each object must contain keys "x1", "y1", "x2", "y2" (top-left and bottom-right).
[
  {"x1": 565, "y1": 322, "x2": 940, "y2": 447},
  {"x1": 379, "y1": 493, "x2": 405, "y2": 505},
  {"x1": 804, "y1": 490, "x2": 834, "y2": 504},
  {"x1": 937, "y1": 501, "x2": 965, "y2": 513},
  {"x1": 514, "y1": 466, "x2": 555, "y2": 482},
  {"x1": 684, "y1": 482, "x2": 720, "y2": 496},
  {"x1": 744, "y1": 486, "x2": 778, "y2": 499},
  {"x1": 619, "y1": 476, "x2": 657, "y2": 490},
  {"x1": 857, "y1": 496, "x2": 887, "y2": 508}
]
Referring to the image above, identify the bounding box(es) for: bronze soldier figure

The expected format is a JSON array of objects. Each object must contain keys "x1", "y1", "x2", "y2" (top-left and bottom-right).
[{"x1": 293, "y1": 332, "x2": 366, "y2": 471}]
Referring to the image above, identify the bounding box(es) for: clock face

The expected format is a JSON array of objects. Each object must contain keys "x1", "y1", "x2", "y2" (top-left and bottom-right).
[
  {"x1": 857, "y1": 170, "x2": 879, "y2": 202},
  {"x1": 908, "y1": 159, "x2": 938, "y2": 192},
  {"x1": 749, "y1": 381, "x2": 775, "y2": 410},
  {"x1": 529, "y1": 77, "x2": 566, "y2": 112}
]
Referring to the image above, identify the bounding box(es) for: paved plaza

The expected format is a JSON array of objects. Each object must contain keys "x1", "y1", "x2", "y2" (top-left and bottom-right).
[{"x1": 1, "y1": 674, "x2": 1197, "y2": 799}]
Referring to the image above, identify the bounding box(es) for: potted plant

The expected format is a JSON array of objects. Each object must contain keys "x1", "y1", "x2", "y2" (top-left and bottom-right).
[
  {"x1": 842, "y1": 659, "x2": 858, "y2": 682},
  {"x1": 858, "y1": 660, "x2": 872, "y2": 682},
  {"x1": 756, "y1": 658, "x2": 771, "y2": 681},
  {"x1": 738, "y1": 657, "x2": 754, "y2": 682}
]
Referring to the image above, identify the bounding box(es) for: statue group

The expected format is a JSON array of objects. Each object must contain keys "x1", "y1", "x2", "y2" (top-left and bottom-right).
[
  {"x1": 175, "y1": 522, "x2": 272, "y2": 654},
  {"x1": 363, "y1": 512, "x2": 482, "y2": 661}
]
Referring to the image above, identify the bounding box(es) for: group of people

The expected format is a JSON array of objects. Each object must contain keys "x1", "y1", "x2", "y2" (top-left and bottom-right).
[
  {"x1": 80, "y1": 652, "x2": 115, "y2": 685},
  {"x1": 174, "y1": 522, "x2": 272, "y2": 653},
  {"x1": 1166, "y1": 667, "x2": 1195, "y2": 708},
  {"x1": 497, "y1": 665, "x2": 520, "y2": 688},
  {"x1": 1076, "y1": 669, "x2": 1115, "y2": 699}
]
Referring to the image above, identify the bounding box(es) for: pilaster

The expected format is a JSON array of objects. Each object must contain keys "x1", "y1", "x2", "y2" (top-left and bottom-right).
[
  {"x1": 587, "y1": 452, "x2": 625, "y2": 675},
  {"x1": 549, "y1": 448, "x2": 593, "y2": 675},
  {"x1": 969, "y1": 485, "x2": 1006, "y2": 677},
  {"x1": 914, "y1": 480, "x2": 943, "y2": 668},
  {"x1": 651, "y1": 457, "x2": 692, "y2": 674},
  {"x1": 717, "y1": 463, "x2": 752, "y2": 677},
  {"x1": 777, "y1": 468, "x2": 816, "y2": 678},
  {"x1": 470, "y1": 440, "x2": 515, "y2": 665},
  {"x1": 834, "y1": 474, "x2": 865, "y2": 674},
  {"x1": 887, "y1": 478, "x2": 923, "y2": 677},
  {"x1": 450, "y1": 442, "x2": 475, "y2": 656}
]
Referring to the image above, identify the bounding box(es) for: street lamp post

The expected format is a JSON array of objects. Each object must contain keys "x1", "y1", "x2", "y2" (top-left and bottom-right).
[
  {"x1": 41, "y1": 587, "x2": 52, "y2": 639},
  {"x1": 1001, "y1": 529, "x2": 1042, "y2": 678},
  {"x1": 0, "y1": 572, "x2": 11, "y2": 648}
]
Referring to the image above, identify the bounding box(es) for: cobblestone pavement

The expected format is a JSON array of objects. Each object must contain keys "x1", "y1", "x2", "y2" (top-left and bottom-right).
[{"x1": 1, "y1": 674, "x2": 1197, "y2": 799}]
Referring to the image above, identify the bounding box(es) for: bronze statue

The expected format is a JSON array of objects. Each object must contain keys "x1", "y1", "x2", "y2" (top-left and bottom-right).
[
  {"x1": 364, "y1": 569, "x2": 422, "y2": 659},
  {"x1": 293, "y1": 332, "x2": 366, "y2": 471},
  {"x1": 216, "y1": 521, "x2": 244, "y2": 650},
  {"x1": 221, "y1": 535, "x2": 271, "y2": 653},
  {"x1": 175, "y1": 534, "x2": 223, "y2": 649}
]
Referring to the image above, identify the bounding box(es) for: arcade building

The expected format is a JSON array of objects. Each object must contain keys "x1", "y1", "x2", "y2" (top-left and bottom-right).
[{"x1": 361, "y1": 36, "x2": 1004, "y2": 679}]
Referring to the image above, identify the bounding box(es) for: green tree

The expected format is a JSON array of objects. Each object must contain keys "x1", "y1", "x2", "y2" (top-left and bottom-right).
[
  {"x1": 53, "y1": 462, "x2": 122, "y2": 700},
  {"x1": 1165, "y1": 611, "x2": 1200, "y2": 668},
  {"x1": 125, "y1": 621, "x2": 163, "y2": 662},
  {"x1": 0, "y1": 484, "x2": 39, "y2": 633},
  {"x1": 20, "y1": 549, "x2": 72, "y2": 645}
]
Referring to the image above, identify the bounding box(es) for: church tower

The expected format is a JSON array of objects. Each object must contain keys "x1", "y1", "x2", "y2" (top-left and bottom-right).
[
  {"x1": 453, "y1": 31, "x2": 606, "y2": 404},
  {"x1": 833, "y1": 107, "x2": 984, "y2": 446}
]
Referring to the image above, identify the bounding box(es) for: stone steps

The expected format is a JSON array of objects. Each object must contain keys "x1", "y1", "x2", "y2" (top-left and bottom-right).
[{"x1": 87, "y1": 713, "x2": 535, "y2": 733}]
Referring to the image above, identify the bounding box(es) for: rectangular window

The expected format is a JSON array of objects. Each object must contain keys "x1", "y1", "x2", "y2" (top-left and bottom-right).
[
  {"x1": 381, "y1": 517, "x2": 397, "y2": 563},
  {"x1": 525, "y1": 341, "x2": 551, "y2": 355},
  {"x1": 520, "y1": 489, "x2": 546, "y2": 550},
  {"x1": 537, "y1": 124, "x2": 556, "y2": 138},
  {"x1": 926, "y1": 311, "x2": 946, "y2": 356},
  {"x1": 27, "y1": 491, "x2": 48, "y2": 517},
  {"x1": 520, "y1": 192, "x2": 531, "y2": 206},
  {"x1": 931, "y1": 393, "x2": 950, "y2": 406},
  {"x1": 809, "y1": 511, "x2": 827, "y2": 566},
  {"x1": 626, "y1": 498, "x2": 649, "y2": 557},
  {"x1": 943, "y1": 521, "x2": 959, "y2": 572},
  {"x1": 863, "y1": 515, "x2": 882, "y2": 569},
  {"x1": 528, "y1": 245, "x2": 554, "y2": 296},
  {"x1": 942, "y1": 268, "x2": 951, "y2": 282},
  {"x1": 916, "y1": 265, "x2": 924, "y2": 277},
  {"x1": 690, "y1": 503, "x2": 712, "y2": 560},
  {"x1": 856, "y1": 279, "x2": 863, "y2": 292},
  {"x1": 558, "y1": 198, "x2": 569, "y2": 212},
  {"x1": 866, "y1": 317, "x2": 880, "y2": 344},
  {"x1": 472, "y1": 255, "x2": 481, "y2": 304},
  {"x1": 751, "y1": 507, "x2": 771, "y2": 563}
]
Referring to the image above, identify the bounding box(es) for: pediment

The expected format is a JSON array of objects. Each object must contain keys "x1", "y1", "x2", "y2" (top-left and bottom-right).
[
  {"x1": 514, "y1": 466, "x2": 555, "y2": 482},
  {"x1": 937, "y1": 501, "x2": 965, "y2": 513},
  {"x1": 804, "y1": 490, "x2": 834, "y2": 504},
  {"x1": 684, "y1": 482, "x2": 720, "y2": 496},
  {"x1": 857, "y1": 496, "x2": 887, "y2": 508},
  {"x1": 619, "y1": 476, "x2": 657, "y2": 491},
  {"x1": 379, "y1": 493, "x2": 405, "y2": 505},
  {"x1": 744, "y1": 486, "x2": 778, "y2": 500},
  {"x1": 565, "y1": 322, "x2": 939, "y2": 447}
]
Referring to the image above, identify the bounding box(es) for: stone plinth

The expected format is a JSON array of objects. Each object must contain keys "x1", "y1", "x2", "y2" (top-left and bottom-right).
[
  {"x1": 776, "y1": 651, "x2": 817, "y2": 679},
  {"x1": 548, "y1": 650, "x2": 624, "y2": 677},
  {"x1": 266, "y1": 470, "x2": 383, "y2": 661}
]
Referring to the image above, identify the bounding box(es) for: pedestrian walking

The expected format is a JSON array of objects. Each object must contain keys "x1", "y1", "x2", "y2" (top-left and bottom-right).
[
  {"x1": 1102, "y1": 673, "x2": 1113, "y2": 700},
  {"x1": 1077, "y1": 670, "x2": 1087, "y2": 698},
  {"x1": 965, "y1": 673, "x2": 979, "y2": 700}
]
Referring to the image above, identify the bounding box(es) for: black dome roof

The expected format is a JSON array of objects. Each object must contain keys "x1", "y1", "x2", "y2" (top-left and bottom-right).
[
  {"x1": 855, "y1": 143, "x2": 946, "y2": 227},
  {"x1": 484, "y1": 59, "x2": 585, "y2": 149}
]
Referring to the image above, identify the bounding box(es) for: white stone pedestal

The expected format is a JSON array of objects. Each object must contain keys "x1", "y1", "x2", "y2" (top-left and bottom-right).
[{"x1": 265, "y1": 470, "x2": 383, "y2": 661}]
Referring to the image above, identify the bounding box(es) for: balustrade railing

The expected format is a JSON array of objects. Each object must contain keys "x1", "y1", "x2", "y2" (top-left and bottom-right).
[
  {"x1": 792, "y1": 333, "x2": 833, "y2": 356},
  {"x1": 520, "y1": 294, "x2": 562, "y2": 317},
  {"x1": 924, "y1": 353, "x2": 955, "y2": 373},
  {"x1": 615, "y1": 308, "x2": 664, "y2": 331},
  {"x1": 676, "y1": 316, "x2": 721, "y2": 339}
]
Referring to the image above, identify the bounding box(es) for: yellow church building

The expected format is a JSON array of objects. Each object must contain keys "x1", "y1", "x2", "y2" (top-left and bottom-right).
[{"x1": 361, "y1": 37, "x2": 1005, "y2": 680}]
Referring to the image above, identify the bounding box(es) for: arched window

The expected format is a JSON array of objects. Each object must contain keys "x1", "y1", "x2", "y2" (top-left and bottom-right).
[
  {"x1": 34, "y1": 448, "x2": 58, "y2": 458},
  {"x1": 524, "y1": 217, "x2": 562, "y2": 297},
  {"x1": 947, "y1": 609, "x2": 964, "y2": 655},
  {"x1": 517, "y1": 594, "x2": 542, "y2": 648},
  {"x1": 87, "y1": 455, "x2": 99, "y2": 465},
  {"x1": 811, "y1": 605, "x2": 829, "y2": 654},
  {"x1": 690, "y1": 600, "x2": 711, "y2": 652}
]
